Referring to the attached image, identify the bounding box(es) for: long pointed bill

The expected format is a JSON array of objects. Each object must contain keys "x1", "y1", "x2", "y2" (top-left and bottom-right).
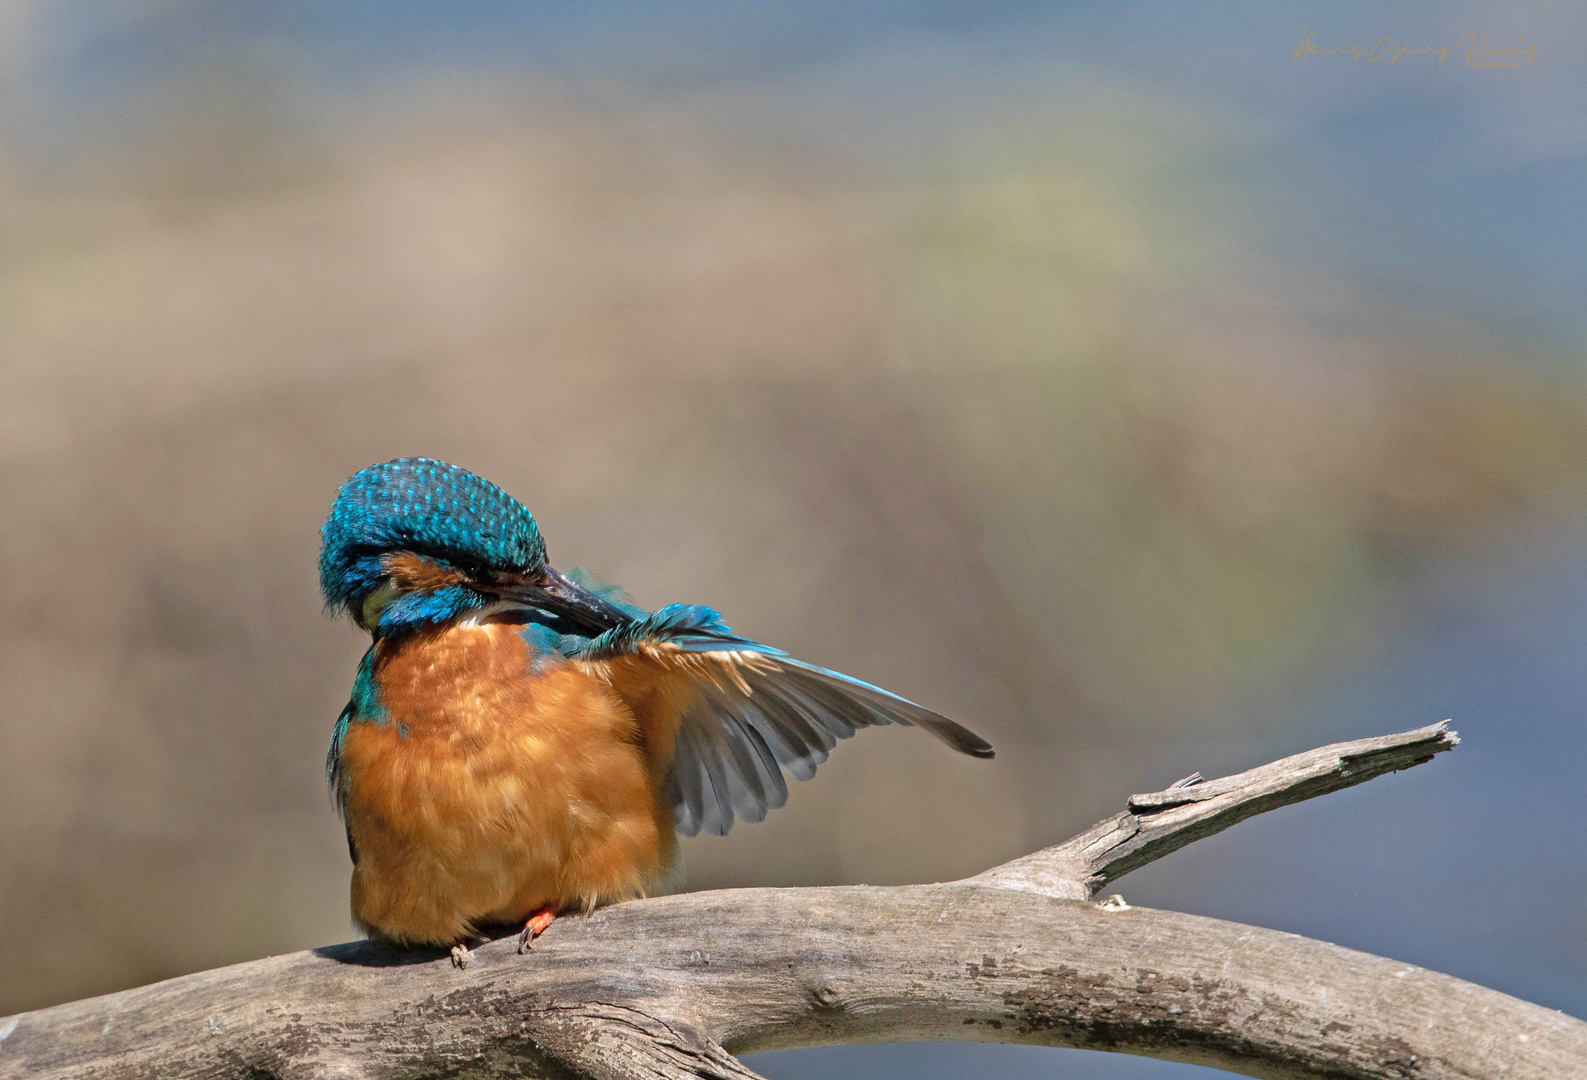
[{"x1": 487, "y1": 565, "x2": 636, "y2": 636}]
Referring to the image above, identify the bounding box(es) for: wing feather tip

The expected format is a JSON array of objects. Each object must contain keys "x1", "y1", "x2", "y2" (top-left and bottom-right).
[{"x1": 937, "y1": 728, "x2": 996, "y2": 758}]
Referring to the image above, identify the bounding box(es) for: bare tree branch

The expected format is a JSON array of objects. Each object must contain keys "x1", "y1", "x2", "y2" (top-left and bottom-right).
[
  {"x1": 4, "y1": 721, "x2": 1582, "y2": 1080},
  {"x1": 971, "y1": 720, "x2": 1460, "y2": 900}
]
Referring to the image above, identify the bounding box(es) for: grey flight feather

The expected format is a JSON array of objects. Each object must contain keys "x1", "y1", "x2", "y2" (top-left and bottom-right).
[
  {"x1": 563, "y1": 601, "x2": 994, "y2": 838},
  {"x1": 665, "y1": 654, "x2": 994, "y2": 837}
]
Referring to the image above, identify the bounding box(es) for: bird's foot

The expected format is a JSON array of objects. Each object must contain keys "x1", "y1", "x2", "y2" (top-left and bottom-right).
[
  {"x1": 517, "y1": 907, "x2": 556, "y2": 954},
  {"x1": 450, "y1": 943, "x2": 472, "y2": 969}
]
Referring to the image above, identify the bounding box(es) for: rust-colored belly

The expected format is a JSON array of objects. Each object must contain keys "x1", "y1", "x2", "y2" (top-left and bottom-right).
[{"x1": 338, "y1": 622, "x2": 672, "y2": 945}]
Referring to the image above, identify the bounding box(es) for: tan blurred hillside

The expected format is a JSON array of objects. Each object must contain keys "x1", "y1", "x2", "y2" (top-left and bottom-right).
[{"x1": 2, "y1": 90, "x2": 1584, "y2": 1014}]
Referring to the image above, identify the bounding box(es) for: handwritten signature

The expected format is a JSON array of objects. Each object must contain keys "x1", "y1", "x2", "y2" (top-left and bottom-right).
[{"x1": 1293, "y1": 27, "x2": 1537, "y2": 69}]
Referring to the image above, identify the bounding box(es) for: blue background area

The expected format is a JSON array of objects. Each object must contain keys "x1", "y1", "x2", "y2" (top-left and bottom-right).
[{"x1": 22, "y1": 2, "x2": 1582, "y2": 341}]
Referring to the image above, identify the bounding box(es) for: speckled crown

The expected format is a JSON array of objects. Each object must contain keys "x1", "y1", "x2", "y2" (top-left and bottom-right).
[{"x1": 318, "y1": 458, "x2": 546, "y2": 613}]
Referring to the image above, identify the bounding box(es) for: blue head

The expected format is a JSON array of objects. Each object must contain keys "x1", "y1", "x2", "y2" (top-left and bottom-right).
[
  {"x1": 320, "y1": 458, "x2": 547, "y2": 636},
  {"x1": 320, "y1": 457, "x2": 634, "y2": 638}
]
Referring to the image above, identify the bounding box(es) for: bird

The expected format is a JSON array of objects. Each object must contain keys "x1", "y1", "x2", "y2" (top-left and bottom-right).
[{"x1": 319, "y1": 457, "x2": 994, "y2": 965}]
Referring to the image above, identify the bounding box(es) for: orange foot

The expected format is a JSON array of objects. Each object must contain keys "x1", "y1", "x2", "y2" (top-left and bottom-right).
[{"x1": 518, "y1": 907, "x2": 556, "y2": 954}]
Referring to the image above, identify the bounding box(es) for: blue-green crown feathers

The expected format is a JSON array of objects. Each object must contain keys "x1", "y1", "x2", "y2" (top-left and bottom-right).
[{"x1": 319, "y1": 457, "x2": 547, "y2": 617}]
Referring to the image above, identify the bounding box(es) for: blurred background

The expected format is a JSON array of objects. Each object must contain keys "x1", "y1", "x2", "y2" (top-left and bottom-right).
[{"x1": 1, "y1": 2, "x2": 1583, "y2": 1077}]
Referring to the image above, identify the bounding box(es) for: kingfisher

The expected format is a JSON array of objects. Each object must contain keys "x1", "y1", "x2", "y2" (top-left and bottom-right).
[{"x1": 320, "y1": 457, "x2": 994, "y2": 965}]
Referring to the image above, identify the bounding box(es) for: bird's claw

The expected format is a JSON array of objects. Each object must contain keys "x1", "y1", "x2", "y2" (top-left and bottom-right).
[
  {"x1": 450, "y1": 943, "x2": 471, "y2": 969},
  {"x1": 518, "y1": 907, "x2": 556, "y2": 954}
]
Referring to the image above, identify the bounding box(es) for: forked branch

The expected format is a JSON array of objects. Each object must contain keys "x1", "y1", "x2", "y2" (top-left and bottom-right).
[
  {"x1": 971, "y1": 720, "x2": 1459, "y2": 900},
  {"x1": 4, "y1": 721, "x2": 1583, "y2": 1080}
]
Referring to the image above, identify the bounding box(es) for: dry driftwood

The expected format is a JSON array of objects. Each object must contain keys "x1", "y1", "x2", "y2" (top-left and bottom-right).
[{"x1": 4, "y1": 720, "x2": 1583, "y2": 1080}]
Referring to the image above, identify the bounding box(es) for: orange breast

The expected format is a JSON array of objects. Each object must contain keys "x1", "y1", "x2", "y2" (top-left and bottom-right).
[{"x1": 338, "y1": 621, "x2": 673, "y2": 946}]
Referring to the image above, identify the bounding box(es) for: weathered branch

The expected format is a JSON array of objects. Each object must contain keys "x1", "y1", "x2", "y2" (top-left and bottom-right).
[
  {"x1": 971, "y1": 721, "x2": 1460, "y2": 900},
  {"x1": 4, "y1": 721, "x2": 1582, "y2": 1080}
]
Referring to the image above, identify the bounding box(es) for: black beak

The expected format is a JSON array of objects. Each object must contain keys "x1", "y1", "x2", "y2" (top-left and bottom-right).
[{"x1": 485, "y1": 565, "x2": 636, "y2": 637}]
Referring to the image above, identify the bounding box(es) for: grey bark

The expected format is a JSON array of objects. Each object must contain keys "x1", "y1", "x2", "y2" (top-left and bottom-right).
[
  {"x1": 3, "y1": 721, "x2": 1583, "y2": 1080},
  {"x1": 972, "y1": 720, "x2": 1461, "y2": 901}
]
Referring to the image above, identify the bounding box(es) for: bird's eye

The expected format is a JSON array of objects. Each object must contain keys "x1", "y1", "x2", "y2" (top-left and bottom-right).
[{"x1": 359, "y1": 577, "x2": 402, "y2": 632}]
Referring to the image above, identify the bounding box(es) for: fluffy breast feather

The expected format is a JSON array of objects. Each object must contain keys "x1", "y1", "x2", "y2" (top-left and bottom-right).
[{"x1": 336, "y1": 622, "x2": 673, "y2": 945}]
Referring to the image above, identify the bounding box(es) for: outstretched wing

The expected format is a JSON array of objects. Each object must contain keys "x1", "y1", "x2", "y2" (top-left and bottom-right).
[{"x1": 571, "y1": 604, "x2": 993, "y2": 837}]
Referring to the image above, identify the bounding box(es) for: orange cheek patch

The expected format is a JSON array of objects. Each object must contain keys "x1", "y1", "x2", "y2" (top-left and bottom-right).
[{"x1": 381, "y1": 551, "x2": 470, "y2": 592}]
